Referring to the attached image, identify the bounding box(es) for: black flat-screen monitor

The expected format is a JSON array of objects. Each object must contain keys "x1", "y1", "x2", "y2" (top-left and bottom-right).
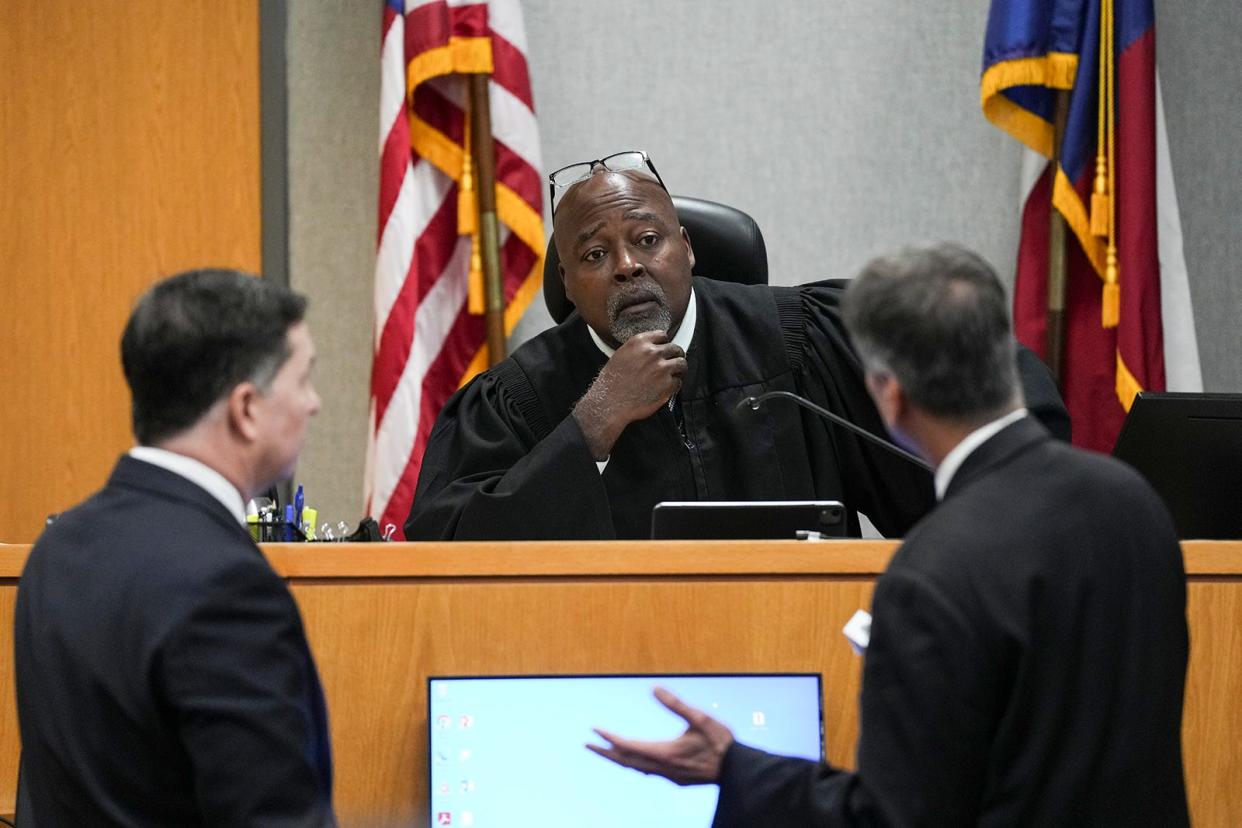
[
  {"x1": 650, "y1": 500, "x2": 845, "y2": 540},
  {"x1": 426, "y1": 673, "x2": 823, "y2": 827},
  {"x1": 1112, "y1": 392, "x2": 1242, "y2": 539}
]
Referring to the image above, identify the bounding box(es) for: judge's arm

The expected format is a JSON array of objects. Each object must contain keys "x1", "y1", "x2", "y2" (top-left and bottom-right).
[
  {"x1": 792, "y1": 282, "x2": 936, "y2": 536},
  {"x1": 160, "y1": 559, "x2": 334, "y2": 826},
  {"x1": 1014, "y1": 344, "x2": 1072, "y2": 441},
  {"x1": 405, "y1": 331, "x2": 686, "y2": 540}
]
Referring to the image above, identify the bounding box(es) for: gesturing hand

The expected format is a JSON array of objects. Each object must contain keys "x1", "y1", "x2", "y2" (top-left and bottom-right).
[
  {"x1": 573, "y1": 331, "x2": 688, "y2": 460},
  {"x1": 587, "y1": 687, "x2": 735, "y2": 786}
]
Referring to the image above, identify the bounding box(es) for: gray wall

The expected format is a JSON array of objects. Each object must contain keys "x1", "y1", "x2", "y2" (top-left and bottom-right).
[
  {"x1": 285, "y1": 2, "x2": 379, "y2": 528},
  {"x1": 525, "y1": 2, "x2": 1028, "y2": 289},
  {"x1": 280, "y1": 0, "x2": 1242, "y2": 526},
  {"x1": 1156, "y1": 0, "x2": 1242, "y2": 390}
]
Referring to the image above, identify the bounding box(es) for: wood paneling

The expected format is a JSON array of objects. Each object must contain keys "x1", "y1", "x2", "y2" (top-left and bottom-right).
[
  {"x1": 0, "y1": 1, "x2": 260, "y2": 542},
  {"x1": 296, "y1": 577, "x2": 873, "y2": 825},
  {"x1": 0, "y1": 541, "x2": 1237, "y2": 825},
  {"x1": 1183, "y1": 580, "x2": 1242, "y2": 825},
  {"x1": 0, "y1": 585, "x2": 14, "y2": 816}
]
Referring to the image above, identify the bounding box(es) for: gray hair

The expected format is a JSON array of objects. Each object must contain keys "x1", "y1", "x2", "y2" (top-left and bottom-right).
[{"x1": 841, "y1": 242, "x2": 1021, "y2": 424}]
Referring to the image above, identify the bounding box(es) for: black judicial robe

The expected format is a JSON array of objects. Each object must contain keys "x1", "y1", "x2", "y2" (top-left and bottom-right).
[{"x1": 406, "y1": 277, "x2": 1068, "y2": 540}]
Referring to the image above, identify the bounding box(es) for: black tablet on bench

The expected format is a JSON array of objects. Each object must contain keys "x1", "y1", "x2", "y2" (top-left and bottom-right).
[
  {"x1": 1112, "y1": 391, "x2": 1242, "y2": 539},
  {"x1": 650, "y1": 500, "x2": 845, "y2": 540}
]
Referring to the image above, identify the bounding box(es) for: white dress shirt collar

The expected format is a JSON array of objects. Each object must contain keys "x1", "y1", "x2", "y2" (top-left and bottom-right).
[
  {"x1": 586, "y1": 286, "x2": 698, "y2": 358},
  {"x1": 934, "y1": 408, "x2": 1028, "y2": 500},
  {"x1": 128, "y1": 446, "x2": 248, "y2": 525}
]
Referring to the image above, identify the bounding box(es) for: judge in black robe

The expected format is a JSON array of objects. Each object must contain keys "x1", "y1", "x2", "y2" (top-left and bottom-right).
[{"x1": 406, "y1": 167, "x2": 1068, "y2": 541}]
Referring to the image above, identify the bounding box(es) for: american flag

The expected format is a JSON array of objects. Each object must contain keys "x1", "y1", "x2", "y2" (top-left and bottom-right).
[{"x1": 365, "y1": 0, "x2": 545, "y2": 537}]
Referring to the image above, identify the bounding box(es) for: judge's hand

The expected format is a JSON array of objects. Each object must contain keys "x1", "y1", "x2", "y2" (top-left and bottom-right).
[
  {"x1": 587, "y1": 687, "x2": 734, "y2": 786},
  {"x1": 573, "y1": 331, "x2": 687, "y2": 459}
]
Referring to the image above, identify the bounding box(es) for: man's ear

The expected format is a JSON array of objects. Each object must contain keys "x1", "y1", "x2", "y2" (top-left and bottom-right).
[
  {"x1": 226, "y1": 382, "x2": 263, "y2": 443},
  {"x1": 865, "y1": 371, "x2": 906, "y2": 431},
  {"x1": 681, "y1": 226, "x2": 696, "y2": 271}
]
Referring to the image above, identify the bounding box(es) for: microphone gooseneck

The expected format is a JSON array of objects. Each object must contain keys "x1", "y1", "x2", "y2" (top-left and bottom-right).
[{"x1": 736, "y1": 391, "x2": 933, "y2": 472}]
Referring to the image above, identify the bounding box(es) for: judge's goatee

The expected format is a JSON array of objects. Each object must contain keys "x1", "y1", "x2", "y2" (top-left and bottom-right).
[{"x1": 607, "y1": 280, "x2": 673, "y2": 343}]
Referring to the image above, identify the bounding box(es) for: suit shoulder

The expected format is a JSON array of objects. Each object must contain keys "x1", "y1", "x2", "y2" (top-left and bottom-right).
[
  {"x1": 1037, "y1": 438, "x2": 1169, "y2": 509},
  {"x1": 30, "y1": 487, "x2": 274, "y2": 598},
  {"x1": 894, "y1": 438, "x2": 1176, "y2": 579}
]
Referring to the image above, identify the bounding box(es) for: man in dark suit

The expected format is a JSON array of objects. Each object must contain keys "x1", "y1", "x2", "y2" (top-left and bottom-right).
[
  {"x1": 15, "y1": 270, "x2": 335, "y2": 826},
  {"x1": 589, "y1": 243, "x2": 1189, "y2": 826}
]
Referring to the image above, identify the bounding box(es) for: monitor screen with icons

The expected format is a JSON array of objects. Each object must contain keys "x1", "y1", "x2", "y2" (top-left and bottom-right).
[{"x1": 427, "y1": 673, "x2": 823, "y2": 827}]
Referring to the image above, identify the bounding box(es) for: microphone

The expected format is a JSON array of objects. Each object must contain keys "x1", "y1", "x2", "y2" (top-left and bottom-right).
[{"x1": 736, "y1": 391, "x2": 933, "y2": 472}]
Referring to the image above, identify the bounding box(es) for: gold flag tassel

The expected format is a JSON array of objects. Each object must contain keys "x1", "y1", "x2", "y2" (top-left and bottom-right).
[
  {"x1": 1089, "y1": 2, "x2": 1111, "y2": 241},
  {"x1": 1090, "y1": 162, "x2": 1110, "y2": 237},
  {"x1": 457, "y1": 100, "x2": 485, "y2": 315},
  {"x1": 1098, "y1": 0, "x2": 1120, "y2": 328}
]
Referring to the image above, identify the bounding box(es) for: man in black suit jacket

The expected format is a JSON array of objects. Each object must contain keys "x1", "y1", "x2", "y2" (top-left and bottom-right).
[
  {"x1": 589, "y1": 243, "x2": 1189, "y2": 826},
  {"x1": 15, "y1": 270, "x2": 335, "y2": 826}
]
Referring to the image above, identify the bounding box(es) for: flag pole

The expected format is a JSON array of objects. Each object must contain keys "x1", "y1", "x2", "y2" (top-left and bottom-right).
[
  {"x1": 1045, "y1": 89, "x2": 1071, "y2": 384},
  {"x1": 467, "y1": 73, "x2": 507, "y2": 366}
]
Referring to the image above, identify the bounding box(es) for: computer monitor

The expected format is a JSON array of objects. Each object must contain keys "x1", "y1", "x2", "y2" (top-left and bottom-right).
[
  {"x1": 426, "y1": 673, "x2": 823, "y2": 827},
  {"x1": 1112, "y1": 392, "x2": 1242, "y2": 539},
  {"x1": 650, "y1": 500, "x2": 845, "y2": 540}
]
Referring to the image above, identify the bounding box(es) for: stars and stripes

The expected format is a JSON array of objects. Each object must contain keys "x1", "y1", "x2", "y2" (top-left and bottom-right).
[{"x1": 366, "y1": 0, "x2": 544, "y2": 537}]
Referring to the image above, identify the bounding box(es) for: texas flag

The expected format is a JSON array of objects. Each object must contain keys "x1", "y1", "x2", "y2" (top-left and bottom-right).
[{"x1": 981, "y1": 0, "x2": 1201, "y2": 451}]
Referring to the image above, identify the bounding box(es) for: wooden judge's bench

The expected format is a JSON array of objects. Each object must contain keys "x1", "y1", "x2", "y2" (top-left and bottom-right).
[{"x1": 0, "y1": 540, "x2": 1238, "y2": 826}]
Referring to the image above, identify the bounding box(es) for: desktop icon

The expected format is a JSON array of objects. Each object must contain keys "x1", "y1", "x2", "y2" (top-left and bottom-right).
[{"x1": 436, "y1": 812, "x2": 452, "y2": 825}]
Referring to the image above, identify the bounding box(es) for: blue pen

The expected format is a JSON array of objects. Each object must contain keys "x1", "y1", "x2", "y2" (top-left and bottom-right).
[
  {"x1": 294, "y1": 484, "x2": 304, "y2": 530},
  {"x1": 283, "y1": 504, "x2": 295, "y2": 542}
]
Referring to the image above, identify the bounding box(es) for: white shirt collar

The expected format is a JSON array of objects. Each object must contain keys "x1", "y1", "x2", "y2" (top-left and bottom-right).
[
  {"x1": 128, "y1": 446, "x2": 248, "y2": 525},
  {"x1": 934, "y1": 408, "x2": 1028, "y2": 500},
  {"x1": 586, "y1": 286, "x2": 698, "y2": 358}
]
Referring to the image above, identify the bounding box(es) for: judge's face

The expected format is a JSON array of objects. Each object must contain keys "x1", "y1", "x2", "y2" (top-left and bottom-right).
[{"x1": 553, "y1": 171, "x2": 694, "y2": 349}]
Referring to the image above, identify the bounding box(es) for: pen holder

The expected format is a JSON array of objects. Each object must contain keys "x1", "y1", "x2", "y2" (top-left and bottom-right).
[{"x1": 249, "y1": 520, "x2": 307, "y2": 544}]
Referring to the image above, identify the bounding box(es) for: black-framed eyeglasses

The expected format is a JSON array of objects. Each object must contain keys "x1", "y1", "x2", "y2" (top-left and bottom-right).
[{"x1": 547, "y1": 150, "x2": 667, "y2": 215}]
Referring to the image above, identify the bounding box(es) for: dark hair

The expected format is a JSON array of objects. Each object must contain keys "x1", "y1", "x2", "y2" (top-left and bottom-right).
[
  {"x1": 841, "y1": 242, "x2": 1020, "y2": 423},
  {"x1": 121, "y1": 269, "x2": 307, "y2": 444}
]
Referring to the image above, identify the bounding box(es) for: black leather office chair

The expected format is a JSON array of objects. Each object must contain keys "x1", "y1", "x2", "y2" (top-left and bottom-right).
[{"x1": 542, "y1": 195, "x2": 768, "y2": 323}]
